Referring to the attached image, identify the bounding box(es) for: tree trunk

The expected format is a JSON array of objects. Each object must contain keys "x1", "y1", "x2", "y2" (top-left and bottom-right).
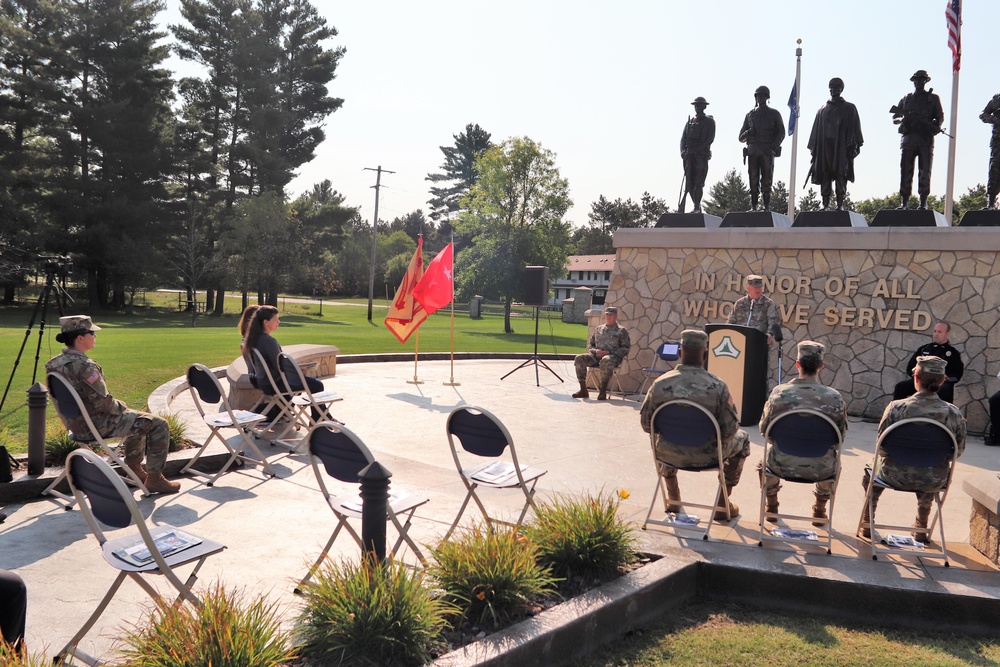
[
  {"x1": 205, "y1": 288, "x2": 215, "y2": 312},
  {"x1": 2, "y1": 285, "x2": 14, "y2": 304},
  {"x1": 504, "y1": 295, "x2": 514, "y2": 334},
  {"x1": 212, "y1": 281, "x2": 225, "y2": 316}
]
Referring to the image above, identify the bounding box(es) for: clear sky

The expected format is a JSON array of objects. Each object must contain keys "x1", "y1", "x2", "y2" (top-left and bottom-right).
[{"x1": 160, "y1": 0, "x2": 999, "y2": 225}]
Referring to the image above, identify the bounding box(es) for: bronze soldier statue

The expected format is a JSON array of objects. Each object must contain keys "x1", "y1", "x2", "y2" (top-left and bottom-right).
[
  {"x1": 806, "y1": 78, "x2": 863, "y2": 211},
  {"x1": 891, "y1": 70, "x2": 944, "y2": 210},
  {"x1": 739, "y1": 86, "x2": 785, "y2": 211},
  {"x1": 680, "y1": 97, "x2": 716, "y2": 213},
  {"x1": 980, "y1": 92, "x2": 1000, "y2": 209}
]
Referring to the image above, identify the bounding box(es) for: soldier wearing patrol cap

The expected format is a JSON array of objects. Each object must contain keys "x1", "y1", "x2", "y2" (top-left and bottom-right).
[
  {"x1": 680, "y1": 96, "x2": 716, "y2": 213},
  {"x1": 640, "y1": 329, "x2": 751, "y2": 521},
  {"x1": 739, "y1": 85, "x2": 785, "y2": 211},
  {"x1": 757, "y1": 341, "x2": 848, "y2": 526},
  {"x1": 861, "y1": 355, "x2": 966, "y2": 543},
  {"x1": 45, "y1": 316, "x2": 180, "y2": 494},
  {"x1": 573, "y1": 305, "x2": 631, "y2": 400}
]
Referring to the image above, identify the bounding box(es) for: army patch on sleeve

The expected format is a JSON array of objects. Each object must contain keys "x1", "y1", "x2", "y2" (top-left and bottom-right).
[{"x1": 86, "y1": 372, "x2": 100, "y2": 384}]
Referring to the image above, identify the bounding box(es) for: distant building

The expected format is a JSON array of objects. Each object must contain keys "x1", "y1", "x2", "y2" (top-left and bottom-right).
[{"x1": 550, "y1": 254, "x2": 615, "y2": 306}]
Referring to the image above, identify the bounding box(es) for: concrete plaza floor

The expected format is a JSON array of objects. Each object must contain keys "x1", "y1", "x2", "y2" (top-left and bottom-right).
[{"x1": 2, "y1": 357, "x2": 999, "y2": 663}]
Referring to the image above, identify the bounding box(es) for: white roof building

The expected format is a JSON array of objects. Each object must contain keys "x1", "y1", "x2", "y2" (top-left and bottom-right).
[{"x1": 550, "y1": 254, "x2": 615, "y2": 306}]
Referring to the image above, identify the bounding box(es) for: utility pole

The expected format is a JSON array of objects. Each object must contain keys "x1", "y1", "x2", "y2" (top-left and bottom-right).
[{"x1": 364, "y1": 166, "x2": 394, "y2": 322}]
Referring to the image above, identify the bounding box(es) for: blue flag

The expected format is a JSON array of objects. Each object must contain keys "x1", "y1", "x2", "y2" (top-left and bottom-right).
[{"x1": 787, "y1": 81, "x2": 798, "y2": 136}]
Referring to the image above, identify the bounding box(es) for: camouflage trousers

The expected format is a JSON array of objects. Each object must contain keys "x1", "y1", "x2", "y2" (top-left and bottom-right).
[
  {"x1": 119, "y1": 411, "x2": 170, "y2": 474},
  {"x1": 657, "y1": 429, "x2": 751, "y2": 488},
  {"x1": 863, "y1": 465, "x2": 936, "y2": 512},
  {"x1": 757, "y1": 449, "x2": 837, "y2": 500},
  {"x1": 574, "y1": 352, "x2": 618, "y2": 385}
]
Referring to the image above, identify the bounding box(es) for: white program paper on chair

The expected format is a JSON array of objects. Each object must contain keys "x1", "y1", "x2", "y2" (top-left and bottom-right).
[
  {"x1": 642, "y1": 399, "x2": 731, "y2": 540},
  {"x1": 181, "y1": 363, "x2": 276, "y2": 486},
  {"x1": 45, "y1": 372, "x2": 149, "y2": 509},
  {"x1": 856, "y1": 417, "x2": 957, "y2": 567},
  {"x1": 294, "y1": 422, "x2": 428, "y2": 593},
  {"x1": 757, "y1": 408, "x2": 843, "y2": 555},
  {"x1": 443, "y1": 406, "x2": 547, "y2": 540},
  {"x1": 58, "y1": 449, "x2": 225, "y2": 666},
  {"x1": 277, "y1": 351, "x2": 343, "y2": 433}
]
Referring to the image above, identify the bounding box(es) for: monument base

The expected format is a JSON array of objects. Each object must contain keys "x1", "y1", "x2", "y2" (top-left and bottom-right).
[
  {"x1": 959, "y1": 210, "x2": 1000, "y2": 226},
  {"x1": 793, "y1": 210, "x2": 868, "y2": 228},
  {"x1": 720, "y1": 211, "x2": 792, "y2": 228},
  {"x1": 654, "y1": 212, "x2": 723, "y2": 229},
  {"x1": 870, "y1": 208, "x2": 949, "y2": 227}
]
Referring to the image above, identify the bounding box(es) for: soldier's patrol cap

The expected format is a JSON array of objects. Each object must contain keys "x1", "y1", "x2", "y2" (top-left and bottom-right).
[
  {"x1": 796, "y1": 340, "x2": 825, "y2": 363},
  {"x1": 680, "y1": 329, "x2": 708, "y2": 348},
  {"x1": 910, "y1": 69, "x2": 931, "y2": 82},
  {"x1": 754, "y1": 85, "x2": 770, "y2": 98},
  {"x1": 916, "y1": 355, "x2": 946, "y2": 374},
  {"x1": 604, "y1": 306, "x2": 618, "y2": 315},
  {"x1": 59, "y1": 315, "x2": 101, "y2": 334},
  {"x1": 691, "y1": 96, "x2": 709, "y2": 106},
  {"x1": 746, "y1": 274, "x2": 764, "y2": 287}
]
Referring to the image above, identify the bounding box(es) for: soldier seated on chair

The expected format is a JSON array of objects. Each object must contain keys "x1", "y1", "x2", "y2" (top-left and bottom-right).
[
  {"x1": 573, "y1": 305, "x2": 631, "y2": 401},
  {"x1": 45, "y1": 316, "x2": 180, "y2": 495},
  {"x1": 757, "y1": 341, "x2": 848, "y2": 527},
  {"x1": 639, "y1": 329, "x2": 751, "y2": 521},
  {"x1": 860, "y1": 355, "x2": 966, "y2": 543}
]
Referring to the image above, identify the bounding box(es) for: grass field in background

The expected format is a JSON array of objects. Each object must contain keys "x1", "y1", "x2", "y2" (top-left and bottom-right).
[{"x1": 0, "y1": 296, "x2": 587, "y2": 452}]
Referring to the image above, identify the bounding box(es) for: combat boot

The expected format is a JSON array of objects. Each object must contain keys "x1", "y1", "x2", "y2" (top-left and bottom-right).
[
  {"x1": 765, "y1": 493, "x2": 779, "y2": 523},
  {"x1": 713, "y1": 485, "x2": 739, "y2": 521},
  {"x1": 664, "y1": 476, "x2": 682, "y2": 512},
  {"x1": 572, "y1": 379, "x2": 589, "y2": 399},
  {"x1": 597, "y1": 379, "x2": 610, "y2": 401},
  {"x1": 126, "y1": 459, "x2": 148, "y2": 484},
  {"x1": 811, "y1": 496, "x2": 829, "y2": 528},
  {"x1": 145, "y1": 472, "x2": 181, "y2": 495},
  {"x1": 912, "y1": 505, "x2": 932, "y2": 543},
  {"x1": 859, "y1": 495, "x2": 879, "y2": 539}
]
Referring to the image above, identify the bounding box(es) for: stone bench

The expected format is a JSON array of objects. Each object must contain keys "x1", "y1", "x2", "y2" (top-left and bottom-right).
[
  {"x1": 226, "y1": 343, "x2": 340, "y2": 410},
  {"x1": 963, "y1": 472, "x2": 1000, "y2": 567}
]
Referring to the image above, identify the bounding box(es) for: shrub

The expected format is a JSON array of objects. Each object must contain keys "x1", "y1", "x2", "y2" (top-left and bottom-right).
[
  {"x1": 116, "y1": 582, "x2": 294, "y2": 667},
  {"x1": 523, "y1": 489, "x2": 639, "y2": 581},
  {"x1": 0, "y1": 641, "x2": 47, "y2": 667},
  {"x1": 159, "y1": 413, "x2": 192, "y2": 452},
  {"x1": 429, "y1": 523, "x2": 557, "y2": 628},
  {"x1": 297, "y1": 556, "x2": 453, "y2": 666},
  {"x1": 44, "y1": 426, "x2": 82, "y2": 466}
]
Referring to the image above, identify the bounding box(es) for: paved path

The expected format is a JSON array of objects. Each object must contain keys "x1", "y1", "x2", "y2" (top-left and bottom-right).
[{"x1": 2, "y1": 358, "x2": 998, "y2": 662}]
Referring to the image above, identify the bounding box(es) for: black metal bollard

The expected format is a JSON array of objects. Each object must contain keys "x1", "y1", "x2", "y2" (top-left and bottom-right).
[
  {"x1": 358, "y1": 461, "x2": 391, "y2": 563},
  {"x1": 26, "y1": 382, "x2": 48, "y2": 476}
]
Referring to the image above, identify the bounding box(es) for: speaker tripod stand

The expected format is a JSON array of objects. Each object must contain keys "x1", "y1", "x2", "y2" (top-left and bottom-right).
[{"x1": 500, "y1": 307, "x2": 563, "y2": 387}]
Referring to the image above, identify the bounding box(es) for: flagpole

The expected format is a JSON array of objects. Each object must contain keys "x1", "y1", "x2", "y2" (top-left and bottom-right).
[
  {"x1": 945, "y1": 0, "x2": 962, "y2": 224},
  {"x1": 787, "y1": 40, "x2": 802, "y2": 221},
  {"x1": 407, "y1": 329, "x2": 424, "y2": 385},
  {"x1": 444, "y1": 232, "x2": 460, "y2": 387}
]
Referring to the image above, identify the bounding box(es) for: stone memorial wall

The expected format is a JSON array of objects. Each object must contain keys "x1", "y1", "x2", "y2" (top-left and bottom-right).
[{"x1": 607, "y1": 227, "x2": 1000, "y2": 432}]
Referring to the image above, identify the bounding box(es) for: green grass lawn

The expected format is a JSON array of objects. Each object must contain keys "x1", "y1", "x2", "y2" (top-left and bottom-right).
[
  {"x1": 577, "y1": 599, "x2": 1000, "y2": 667},
  {"x1": 0, "y1": 297, "x2": 586, "y2": 452}
]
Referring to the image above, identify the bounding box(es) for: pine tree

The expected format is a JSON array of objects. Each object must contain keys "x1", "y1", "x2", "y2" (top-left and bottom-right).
[{"x1": 426, "y1": 123, "x2": 492, "y2": 222}]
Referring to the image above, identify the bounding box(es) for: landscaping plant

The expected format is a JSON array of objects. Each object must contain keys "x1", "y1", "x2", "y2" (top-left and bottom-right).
[
  {"x1": 44, "y1": 426, "x2": 82, "y2": 466},
  {"x1": 297, "y1": 556, "x2": 454, "y2": 666},
  {"x1": 160, "y1": 412, "x2": 192, "y2": 452},
  {"x1": 429, "y1": 523, "x2": 558, "y2": 628},
  {"x1": 116, "y1": 582, "x2": 294, "y2": 667},
  {"x1": 523, "y1": 489, "x2": 639, "y2": 582},
  {"x1": 0, "y1": 641, "x2": 47, "y2": 667}
]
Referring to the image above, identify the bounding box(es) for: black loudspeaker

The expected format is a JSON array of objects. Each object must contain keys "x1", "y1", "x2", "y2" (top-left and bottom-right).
[{"x1": 523, "y1": 266, "x2": 549, "y2": 307}]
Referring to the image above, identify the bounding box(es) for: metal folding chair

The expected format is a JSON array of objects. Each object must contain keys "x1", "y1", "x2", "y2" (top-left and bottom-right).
[
  {"x1": 57, "y1": 449, "x2": 225, "y2": 666},
  {"x1": 443, "y1": 406, "x2": 547, "y2": 540},
  {"x1": 586, "y1": 364, "x2": 625, "y2": 396},
  {"x1": 44, "y1": 372, "x2": 150, "y2": 509},
  {"x1": 250, "y1": 348, "x2": 305, "y2": 446},
  {"x1": 180, "y1": 363, "x2": 276, "y2": 486},
  {"x1": 636, "y1": 341, "x2": 680, "y2": 396},
  {"x1": 643, "y1": 399, "x2": 731, "y2": 540},
  {"x1": 294, "y1": 422, "x2": 428, "y2": 593},
  {"x1": 277, "y1": 351, "x2": 343, "y2": 433},
  {"x1": 857, "y1": 417, "x2": 957, "y2": 566},
  {"x1": 757, "y1": 408, "x2": 843, "y2": 554}
]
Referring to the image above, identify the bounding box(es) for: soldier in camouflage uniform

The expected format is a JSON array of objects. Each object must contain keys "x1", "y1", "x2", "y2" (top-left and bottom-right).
[
  {"x1": 757, "y1": 341, "x2": 847, "y2": 527},
  {"x1": 45, "y1": 316, "x2": 180, "y2": 494},
  {"x1": 861, "y1": 355, "x2": 966, "y2": 543},
  {"x1": 640, "y1": 329, "x2": 750, "y2": 521},
  {"x1": 573, "y1": 306, "x2": 631, "y2": 400},
  {"x1": 727, "y1": 274, "x2": 779, "y2": 339}
]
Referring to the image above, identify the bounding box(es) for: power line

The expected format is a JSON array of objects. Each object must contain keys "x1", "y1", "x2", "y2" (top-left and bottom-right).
[{"x1": 364, "y1": 166, "x2": 395, "y2": 322}]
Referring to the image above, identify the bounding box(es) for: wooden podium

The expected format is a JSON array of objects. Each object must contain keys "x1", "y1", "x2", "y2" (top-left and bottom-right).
[{"x1": 705, "y1": 324, "x2": 769, "y2": 426}]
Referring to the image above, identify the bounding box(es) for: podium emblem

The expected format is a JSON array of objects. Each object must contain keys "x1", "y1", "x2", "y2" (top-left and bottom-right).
[{"x1": 712, "y1": 336, "x2": 741, "y2": 359}]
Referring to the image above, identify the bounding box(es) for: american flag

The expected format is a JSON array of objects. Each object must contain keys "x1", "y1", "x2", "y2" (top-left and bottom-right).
[{"x1": 946, "y1": 0, "x2": 962, "y2": 72}]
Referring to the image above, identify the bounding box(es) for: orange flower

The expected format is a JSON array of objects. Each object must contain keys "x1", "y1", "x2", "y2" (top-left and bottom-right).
[{"x1": 618, "y1": 488, "x2": 631, "y2": 500}]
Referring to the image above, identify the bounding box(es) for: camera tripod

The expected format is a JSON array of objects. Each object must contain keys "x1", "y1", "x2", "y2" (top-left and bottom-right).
[
  {"x1": 0, "y1": 270, "x2": 71, "y2": 416},
  {"x1": 500, "y1": 307, "x2": 563, "y2": 387}
]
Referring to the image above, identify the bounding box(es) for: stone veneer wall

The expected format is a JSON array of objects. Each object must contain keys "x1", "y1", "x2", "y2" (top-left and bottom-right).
[{"x1": 608, "y1": 227, "x2": 1000, "y2": 432}]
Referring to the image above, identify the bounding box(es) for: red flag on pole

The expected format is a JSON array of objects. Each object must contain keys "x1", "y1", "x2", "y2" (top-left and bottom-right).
[
  {"x1": 384, "y1": 238, "x2": 427, "y2": 343},
  {"x1": 413, "y1": 242, "x2": 454, "y2": 315}
]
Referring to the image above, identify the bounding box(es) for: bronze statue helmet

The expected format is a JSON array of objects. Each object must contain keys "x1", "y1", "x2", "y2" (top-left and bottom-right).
[
  {"x1": 754, "y1": 85, "x2": 770, "y2": 99},
  {"x1": 829, "y1": 77, "x2": 844, "y2": 89},
  {"x1": 691, "y1": 96, "x2": 709, "y2": 106},
  {"x1": 910, "y1": 69, "x2": 931, "y2": 82}
]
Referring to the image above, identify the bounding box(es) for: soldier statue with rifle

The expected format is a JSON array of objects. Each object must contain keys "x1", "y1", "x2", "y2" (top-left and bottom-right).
[
  {"x1": 891, "y1": 70, "x2": 944, "y2": 210},
  {"x1": 980, "y1": 92, "x2": 1000, "y2": 209},
  {"x1": 679, "y1": 97, "x2": 716, "y2": 213},
  {"x1": 738, "y1": 86, "x2": 784, "y2": 212}
]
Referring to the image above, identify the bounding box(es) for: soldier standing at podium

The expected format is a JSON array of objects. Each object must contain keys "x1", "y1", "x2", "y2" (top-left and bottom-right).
[{"x1": 727, "y1": 275, "x2": 780, "y2": 393}]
